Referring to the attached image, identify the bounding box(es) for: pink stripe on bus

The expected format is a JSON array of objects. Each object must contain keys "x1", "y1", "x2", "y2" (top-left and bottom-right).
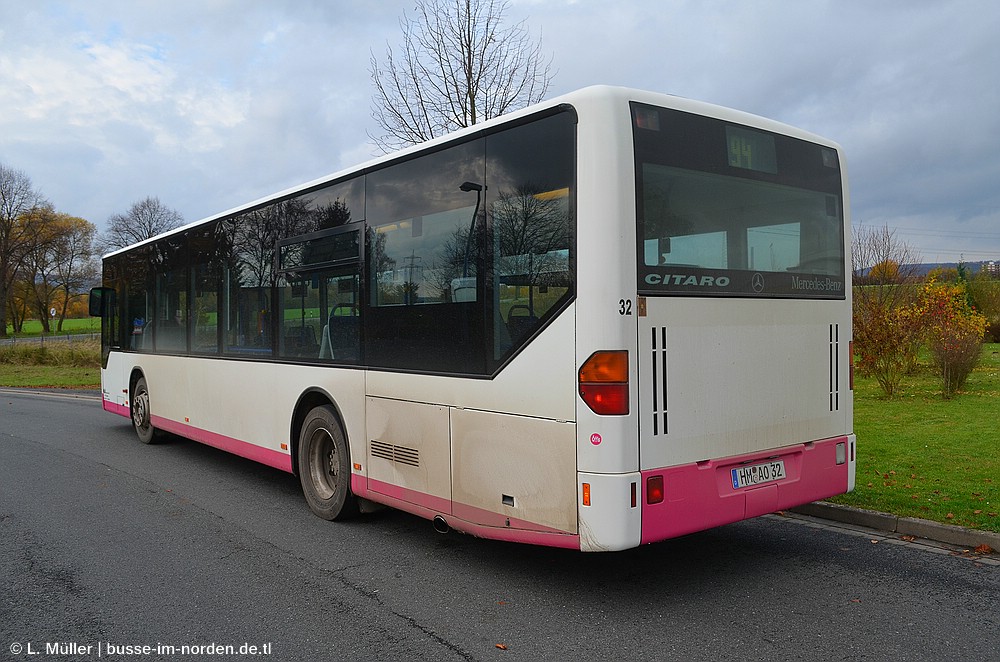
[
  {"x1": 103, "y1": 398, "x2": 130, "y2": 418},
  {"x1": 353, "y1": 475, "x2": 580, "y2": 549},
  {"x1": 150, "y1": 415, "x2": 293, "y2": 473}
]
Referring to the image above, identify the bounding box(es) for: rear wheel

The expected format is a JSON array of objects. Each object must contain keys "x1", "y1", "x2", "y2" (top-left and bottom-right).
[
  {"x1": 131, "y1": 376, "x2": 162, "y2": 444},
  {"x1": 298, "y1": 405, "x2": 358, "y2": 520}
]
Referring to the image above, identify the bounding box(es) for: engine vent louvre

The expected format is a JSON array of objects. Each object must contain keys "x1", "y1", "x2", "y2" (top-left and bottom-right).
[{"x1": 370, "y1": 440, "x2": 420, "y2": 467}]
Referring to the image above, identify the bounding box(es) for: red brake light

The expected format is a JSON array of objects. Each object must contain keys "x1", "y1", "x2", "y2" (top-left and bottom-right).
[
  {"x1": 647, "y1": 475, "x2": 664, "y2": 504},
  {"x1": 578, "y1": 351, "x2": 629, "y2": 415},
  {"x1": 578, "y1": 384, "x2": 629, "y2": 415}
]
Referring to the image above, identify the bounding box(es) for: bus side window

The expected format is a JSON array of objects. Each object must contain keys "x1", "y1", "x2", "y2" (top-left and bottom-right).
[{"x1": 486, "y1": 111, "x2": 575, "y2": 365}]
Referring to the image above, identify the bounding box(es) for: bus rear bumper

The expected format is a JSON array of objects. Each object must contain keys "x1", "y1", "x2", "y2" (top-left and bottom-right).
[{"x1": 639, "y1": 434, "x2": 855, "y2": 545}]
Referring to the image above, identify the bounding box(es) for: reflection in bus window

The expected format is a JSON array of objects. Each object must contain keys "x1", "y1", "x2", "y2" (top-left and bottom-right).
[
  {"x1": 370, "y1": 206, "x2": 479, "y2": 306},
  {"x1": 192, "y1": 261, "x2": 219, "y2": 354},
  {"x1": 279, "y1": 275, "x2": 321, "y2": 357},
  {"x1": 486, "y1": 111, "x2": 575, "y2": 364},
  {"x1": 747, "y1": 223, "x2": 800, "y2": 272},
  {"x1": 154, "y1": 240, "x2": 188, "y2": 353},
  {"x1": 222, "y1": 214, "x2": 274, "y2": 356},
  {"x1": 641, "y1": 165, "x2": 842, "y2": 277},
  {"x1": 493, "y1": 187, "x2": 571, "y2": 348}
]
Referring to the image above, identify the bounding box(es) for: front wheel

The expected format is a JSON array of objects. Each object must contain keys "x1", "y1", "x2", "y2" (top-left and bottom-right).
[
  {"x1": 131, "y1": 376, "x2": 162, "y2": 444},
  {"x1": 298, "y1": 405, "x2": 358, "y2": 520}
]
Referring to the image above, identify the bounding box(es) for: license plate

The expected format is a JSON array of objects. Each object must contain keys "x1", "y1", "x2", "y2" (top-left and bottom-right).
[{"x1": 731, "y1": 460, "x2": 786, "y2": 489}]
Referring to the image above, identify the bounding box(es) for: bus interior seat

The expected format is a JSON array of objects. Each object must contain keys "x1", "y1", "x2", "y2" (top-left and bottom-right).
[
  {"x1": 320, "y1": 305, "x2": 360, "y2": 360},
  {"x1": 506, "y1": 304, "x2": 538, "y2": 343},
  {"x1": 327, "y1": 314, "x2": 359, "y2": 360},
  {"x1": 319, "y1": 325, "x2": 331, "y2": 358},
  {"x1": 284, "y1": 326, "x2": 318, "y2": 355}
]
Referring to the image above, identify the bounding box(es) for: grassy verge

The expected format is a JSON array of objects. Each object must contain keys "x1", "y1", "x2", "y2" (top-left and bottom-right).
[
  {"x1": 0, "y1": 337, "x2": 102, "y2": 388},
  {"x1": 831, "y1": 343, "x2": 1000, "y2": 533},
  {"x1": 4, "y1": 317, "x2": 99, "y2": 337},
  {"x1": 0, "y1": 365, "x2": 102, "y2": 388}
]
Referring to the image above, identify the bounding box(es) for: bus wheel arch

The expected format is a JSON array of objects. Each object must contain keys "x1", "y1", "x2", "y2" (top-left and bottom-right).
[{"x1": 291, "y1": 390, "x2": 359, "y2": 520}]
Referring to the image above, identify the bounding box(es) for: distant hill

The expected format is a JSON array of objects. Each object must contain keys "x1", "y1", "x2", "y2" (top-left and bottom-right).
[{"x1": 903, "y1": 261, "x2": 997, "y2": 277}]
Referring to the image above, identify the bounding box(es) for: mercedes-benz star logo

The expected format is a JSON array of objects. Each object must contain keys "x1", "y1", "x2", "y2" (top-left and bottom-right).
[{"x1": 751, "y1": 272, "x2": 765, "y2": 293}]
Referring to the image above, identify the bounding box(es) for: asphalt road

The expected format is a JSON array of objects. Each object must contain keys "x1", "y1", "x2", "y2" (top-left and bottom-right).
[{"x1": 1, "y1": 388, "x2": 998, "y2": 661}]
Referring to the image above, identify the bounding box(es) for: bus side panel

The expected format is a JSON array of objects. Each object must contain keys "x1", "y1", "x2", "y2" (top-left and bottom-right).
[
  {"x1": 100, "y1": 351, "x2": 130, "y2": 418},
  {"x1": 139, "y1": 356, "x2": 279, "y2": 451},
  {"x1": 365, "y1": 397, "x2": 452, "y2": 508},
  {"x1": 129, "y1": 357, "x2": 378, "y2": 472},
  {"x1": 451, "y1": 408, "x2": 577, "y2": 534}
]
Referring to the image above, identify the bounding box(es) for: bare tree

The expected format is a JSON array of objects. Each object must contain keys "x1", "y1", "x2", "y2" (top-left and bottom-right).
[
  {"x1": 851, "y1": 221, "x2": 923, "y2": 395},
  {"x1": 851, "y1": 221, "x2": 921, "y2": 286},
  {"x1": 370, "y1": 0, "x2": 553, "y2": 152},
  {"x1": 1, "y1": 163, "x2": 46, "y2": 337},
  {"x1": 102, "y1": 196, "x2": 184, "y2": 252}
]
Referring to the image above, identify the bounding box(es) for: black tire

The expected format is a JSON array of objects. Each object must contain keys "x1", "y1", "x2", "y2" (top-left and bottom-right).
[
  {"x1": 298, "y1": 405, "x2": 358, "y2": 520},
  {"x1": 131, "y1": 376, "x2": 162, "y2": 444}
]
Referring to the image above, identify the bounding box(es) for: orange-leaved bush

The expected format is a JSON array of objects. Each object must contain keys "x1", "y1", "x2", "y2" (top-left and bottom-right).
[
  {"x1": 916, "y1": 278, "x2": 987, "y2": 397},
  {"x1": 853, "y1": 294, "x2": 923, "y2": 396}
]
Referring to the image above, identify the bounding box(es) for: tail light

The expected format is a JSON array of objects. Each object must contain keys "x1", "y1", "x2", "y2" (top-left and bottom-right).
[
  {"x1": 647, "y1": 475, "x2": 664, "y2": 504},
  {"x1": 578, "y1": 350, "x2": 629, "y2": 415}
]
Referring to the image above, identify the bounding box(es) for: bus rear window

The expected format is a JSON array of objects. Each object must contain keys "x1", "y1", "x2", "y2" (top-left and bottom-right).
[{"x1": 633, "y1": 103, "x2": 846, "y2": 299}]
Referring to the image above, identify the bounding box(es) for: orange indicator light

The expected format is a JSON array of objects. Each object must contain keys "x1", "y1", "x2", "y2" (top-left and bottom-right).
[{"x1": 582, "y1": 482, "x2": 591, "y2": 507}]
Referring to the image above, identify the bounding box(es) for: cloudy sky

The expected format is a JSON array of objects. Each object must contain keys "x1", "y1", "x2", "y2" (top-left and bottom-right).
[{"x1": 1, "y1": 0, "x2": 998, "y2": 264}]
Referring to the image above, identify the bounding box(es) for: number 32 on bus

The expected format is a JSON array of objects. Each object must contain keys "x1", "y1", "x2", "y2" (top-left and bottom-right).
[{"x1": 90, "y1": 86, "x2": 855, "y2": 552}]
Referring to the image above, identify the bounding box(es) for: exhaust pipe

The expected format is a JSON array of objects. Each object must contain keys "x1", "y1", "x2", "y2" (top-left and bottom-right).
[{"x1": 432, "y1": 515, "x2": 450, "y2": 534}]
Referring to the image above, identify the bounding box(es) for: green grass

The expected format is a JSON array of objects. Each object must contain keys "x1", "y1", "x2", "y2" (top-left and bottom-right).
[
  {"x1": 0, "y1": 337, "x2": 102, "y2": 388},
  {"x1": 4, "y1": 317, "x2": 100, "y2": 337},
  {"x1": 0, "y1": 364, "x2": 102, "y2": 388},
  {"x1": 830, "y1": 343, "x2": 1000, "y2": 533}
]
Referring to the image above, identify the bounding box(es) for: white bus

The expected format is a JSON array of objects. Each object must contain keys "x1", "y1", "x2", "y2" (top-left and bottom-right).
[{"x1": 90, "y1": 86, "x2": 855, "y2": 552}]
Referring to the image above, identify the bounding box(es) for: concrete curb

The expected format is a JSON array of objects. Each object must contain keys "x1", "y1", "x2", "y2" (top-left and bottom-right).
[
  {"x1": 0, "y1": 387, "x2": 101, "y2": 400},
  {"x1": 791, "y1": 501, "x2": 1000, "y2": 551}
]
